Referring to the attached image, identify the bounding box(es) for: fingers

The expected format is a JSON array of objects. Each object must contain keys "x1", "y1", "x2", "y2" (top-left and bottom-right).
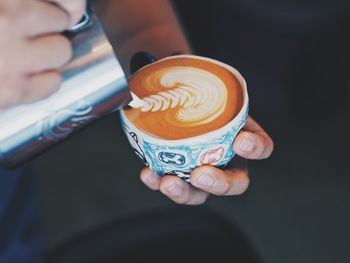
[
  {"x1": 0, "y1": 0, "x2": 79, "y2": 109},
  {"x1": 5, "y1": 0, "x2": 86, "y2": 36},
  {"x1": 18, "y1": 1, "x2": 71, "y2": 37},
  {"x1": 139, "y1": 116, "x2": 271, "y2": 204},
  {"x1": 24, "y1": 34, "x2": 73, "y2": 73},
  {"x1": 160, "y1": 176, "x2": 209, "y2": 205},
  {"x1": 22, "y1": 71, "x2": 62, "y2": 104},
  {"x1": 233, "y1": 116, "x2": 274, "y2": 160},
  {"x1": 48, "y1": 0, "x2": 87, "y2": 27},
  {"x1": 140, "y1": 168, "x2": 209, "y2": 205},
  {"x1": 140, "y1": 165, "x2": 249, "y2": 204},
  {"x1": 140, "y1": 168, "x2": 161, "y2": 190},
  {"x1": 191, "y1": 165, "x2": 250, "y2": 196},
  {"x1": 0, "y1": 71, "x2": 61, "y2": 107}
]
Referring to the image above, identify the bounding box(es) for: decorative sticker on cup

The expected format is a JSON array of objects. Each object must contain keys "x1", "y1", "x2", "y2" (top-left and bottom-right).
[
  {"x1": 199, "y1": 146, "x2": 226, "y2": 165},
  {"x1": 158, "y1": 151, "x2": 186, "y2": 166}
]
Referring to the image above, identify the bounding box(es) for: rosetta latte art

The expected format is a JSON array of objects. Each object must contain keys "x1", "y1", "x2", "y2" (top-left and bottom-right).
[
  {"x1": 124, "y1": 56, "x2": 242, "y2": 140},
  {"x1": 134, "y1": 67, "x2": 228, "y2": 125}
]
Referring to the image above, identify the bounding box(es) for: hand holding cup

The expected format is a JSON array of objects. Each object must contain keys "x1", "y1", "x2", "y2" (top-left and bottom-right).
[
  {"x1": 140, "y1": 116, "x2": 273, "y2": 205},
  {"x1": 123, "y1": 53, "x2": 273, "y2": 205}
]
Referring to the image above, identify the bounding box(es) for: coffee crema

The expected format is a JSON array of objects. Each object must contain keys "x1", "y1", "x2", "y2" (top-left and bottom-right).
[{"x1": 124, "y1": 57, "x2": 243, "y2": 140}]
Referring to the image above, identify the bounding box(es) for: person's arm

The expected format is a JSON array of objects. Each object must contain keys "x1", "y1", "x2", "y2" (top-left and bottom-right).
[
  {"x1": 94, "y1": 0, "x2": 273, "y2": 205},
  {"x1": 93, "y1": 0, "x2": 191, "y2": 74}
]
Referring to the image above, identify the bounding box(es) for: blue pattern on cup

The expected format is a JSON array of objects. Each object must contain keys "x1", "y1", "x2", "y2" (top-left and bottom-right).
[{"x1": 120, "y1": 107, "x2": 248, "y2": 182}]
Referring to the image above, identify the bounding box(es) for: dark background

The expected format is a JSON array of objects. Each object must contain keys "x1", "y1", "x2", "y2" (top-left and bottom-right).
[{"x1": 33, "y1": 1, "x2": 350, "y2": 262}]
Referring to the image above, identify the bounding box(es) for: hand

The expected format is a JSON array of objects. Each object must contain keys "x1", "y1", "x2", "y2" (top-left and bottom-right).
[
  {"x1": 140, "y1": 116, "x2": 274, "y2": 205},
  {"x1": 0, "y1": 0, "x2": 86, "y2": 110}
]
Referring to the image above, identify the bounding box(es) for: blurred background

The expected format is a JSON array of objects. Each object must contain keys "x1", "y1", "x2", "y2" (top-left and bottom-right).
[{"x1": 31, "y1": 0, "x2": 350, "y2": 262}]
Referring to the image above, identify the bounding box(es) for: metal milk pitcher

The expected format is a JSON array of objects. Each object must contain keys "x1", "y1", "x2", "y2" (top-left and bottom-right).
[{"x1": 0, "y1": 8, "x2": 130, "y2": 169}]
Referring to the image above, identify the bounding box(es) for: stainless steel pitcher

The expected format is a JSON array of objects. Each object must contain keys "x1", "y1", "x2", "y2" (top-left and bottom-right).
[{"x1": 0, "y1": 7, "x2": 130, "y2": 169}]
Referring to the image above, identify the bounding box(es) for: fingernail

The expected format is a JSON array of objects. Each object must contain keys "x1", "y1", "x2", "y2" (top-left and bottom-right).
[
  {"x1": 195, "y1": 172, "x2": 215, "y2": 188},
  {"x1": 239, "y1": 136, "x2": 255, "y2": 152},
  {"x1": 165, "y1": 181, "x2": 182, "y2": 196},
  {"x1": 145, "y1": 172, "x2": 157, "y2": 185}
]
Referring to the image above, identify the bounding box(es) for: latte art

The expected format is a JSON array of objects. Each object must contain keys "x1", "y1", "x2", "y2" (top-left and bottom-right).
[
  {"x1": 124, "y1": 57, "x2": 243, "y2": 140},
  {"x1": 135, "y1": 67, "x2": 228, "y2": 126}
]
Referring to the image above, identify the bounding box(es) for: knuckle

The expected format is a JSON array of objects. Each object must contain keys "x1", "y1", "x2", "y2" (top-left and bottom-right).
[{"x1": 50, "y1": 35, "x2": 73, "y2": 65}]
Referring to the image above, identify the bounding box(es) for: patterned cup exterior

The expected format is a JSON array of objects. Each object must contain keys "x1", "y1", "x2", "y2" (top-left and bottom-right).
[{"x1": 120, "y1": 55, "x2": 249, "y2": 182}]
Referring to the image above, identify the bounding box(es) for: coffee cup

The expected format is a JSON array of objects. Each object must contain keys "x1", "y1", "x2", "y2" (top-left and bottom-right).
[{"x1": 120, "y1": 55, "x2": 248, "y2": 182}]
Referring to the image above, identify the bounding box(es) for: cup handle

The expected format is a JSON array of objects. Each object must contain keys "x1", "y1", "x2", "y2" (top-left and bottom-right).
[
  {"x1": 130, "y1": 51, "x2": 187, "y2": 74},
  {"x1": 130, "y1": 52, "x2": 158, "y2": 74}
]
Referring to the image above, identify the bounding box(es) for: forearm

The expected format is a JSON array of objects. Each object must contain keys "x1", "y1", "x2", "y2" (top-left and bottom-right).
[{"x1": 93, "y1": 0, "x2": 191, "y2": 74}]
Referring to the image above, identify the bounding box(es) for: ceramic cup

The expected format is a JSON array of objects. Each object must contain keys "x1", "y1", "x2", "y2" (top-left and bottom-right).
[{"x1": 120, "y1": 55, "x2": 249, "y2": 182}]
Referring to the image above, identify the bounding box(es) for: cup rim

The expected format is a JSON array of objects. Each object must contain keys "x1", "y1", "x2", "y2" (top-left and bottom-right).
[{"x1": 120, "y1": 54, "x2": 249, "y2": 146}]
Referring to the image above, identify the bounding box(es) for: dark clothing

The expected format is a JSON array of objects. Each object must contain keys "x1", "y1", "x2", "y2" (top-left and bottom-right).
[{"x1": 0, "y1": 168, "x2": 43, "y2": 263}]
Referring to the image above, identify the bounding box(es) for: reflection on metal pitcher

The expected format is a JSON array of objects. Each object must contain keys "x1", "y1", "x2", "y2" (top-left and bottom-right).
[{"x1": 36, "y1": 101, "x2": 96, "y2": 142}]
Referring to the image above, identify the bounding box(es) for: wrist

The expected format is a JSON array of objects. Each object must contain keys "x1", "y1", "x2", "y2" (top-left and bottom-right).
[{"x1": 117, "y1": 25, "x2": 191, "y2": 75}]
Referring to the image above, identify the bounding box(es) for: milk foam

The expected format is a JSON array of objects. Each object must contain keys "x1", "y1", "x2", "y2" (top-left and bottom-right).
[{"x1": 135, "y1": 67, "x2": 228, "y2": 125}]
